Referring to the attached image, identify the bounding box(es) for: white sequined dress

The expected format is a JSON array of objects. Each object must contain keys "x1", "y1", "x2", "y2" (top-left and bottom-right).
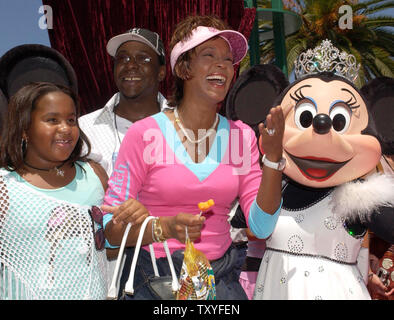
[{"x1": 254, "y1": 181, "x2": 371, "y2": 300}]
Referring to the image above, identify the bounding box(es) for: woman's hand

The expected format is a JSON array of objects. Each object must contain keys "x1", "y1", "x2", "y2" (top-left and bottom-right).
[
  {"x1": 101, "y1": 198, "x2": 149, "y2": 226},
  {"x1": 161, "y1": 213, "x2": 205, "y2": 243},
  {"x1": 258, "y1": 105, "x2": 288, "y2": 162},
  {"x1": 255, "y1": 104, "x2": 291, "y2": 216}
]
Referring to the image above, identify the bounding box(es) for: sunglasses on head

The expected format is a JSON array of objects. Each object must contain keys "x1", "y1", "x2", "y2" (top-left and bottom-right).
[{"x1": 88, "y1": 206, "x2": 105, "y2": 251}]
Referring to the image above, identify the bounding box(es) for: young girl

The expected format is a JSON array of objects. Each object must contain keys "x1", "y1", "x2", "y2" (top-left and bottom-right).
[{"x1": 0, "y1": 82, "x2": 108, "y2": 299}]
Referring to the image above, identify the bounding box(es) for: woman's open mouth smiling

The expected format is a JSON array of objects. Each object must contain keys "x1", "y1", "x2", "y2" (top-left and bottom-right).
[
  {"x1": 206, "y1": 74, "x2": 226, "y2": 87},
  {"x1": 286, "y1": 152, "x2": 351, "y2": 181}
]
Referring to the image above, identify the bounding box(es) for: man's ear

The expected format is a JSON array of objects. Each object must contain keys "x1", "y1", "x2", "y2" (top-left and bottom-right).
[{"x1": 158, "y1": 65, "x2": 166, "y2": 82}]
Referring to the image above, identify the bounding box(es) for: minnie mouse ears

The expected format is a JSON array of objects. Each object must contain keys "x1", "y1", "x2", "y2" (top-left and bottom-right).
[
  {"x1": 0, "y1": 44, "x2": 78, "y2": 100},
  {"x1": 361, "y1": 77, "x2": 394, "y2": 155},
  {"x1": 226, "y1": 64, "x2": 289, "y2": 134}
]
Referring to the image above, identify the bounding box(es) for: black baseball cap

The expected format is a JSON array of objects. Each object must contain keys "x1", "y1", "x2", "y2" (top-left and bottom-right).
[{"x1": 106, "y1": 28, "x2": 165, "y2": 65}]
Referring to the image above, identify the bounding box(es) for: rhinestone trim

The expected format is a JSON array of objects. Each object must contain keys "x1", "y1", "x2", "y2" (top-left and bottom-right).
[
  {"x1": 266, "y1": 247, "x2": 356, "y2": 265},
  {"x1": 287, "y1": 235, "x2": 304, "y2": 253},
  {"x1": 294, "y1": 39, "x2": 360, "y2": 82},
  {"x1": 282, "y1": 188, "x2": 333, "y2": 212},
  {"x1": 324, "y1": 216, "x2": 338, "y2": 230},
  {"x1": 334, "y1": 242, "x2": 349, "y2": 261}
]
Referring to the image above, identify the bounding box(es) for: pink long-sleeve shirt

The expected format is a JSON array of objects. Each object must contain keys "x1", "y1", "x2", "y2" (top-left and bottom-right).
[{"x1": 103, "y1": 112, "x2": 271, "y2": 260}]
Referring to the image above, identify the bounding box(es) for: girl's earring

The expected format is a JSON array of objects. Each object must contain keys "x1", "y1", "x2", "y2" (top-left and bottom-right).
[{"x1": 21, "y1": 138, "x2": 28, "y2": 155}]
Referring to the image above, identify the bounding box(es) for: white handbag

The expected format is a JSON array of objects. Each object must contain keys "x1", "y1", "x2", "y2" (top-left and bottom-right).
[{"x1": 107, "y1": 216, "x2": 180, "y2": 299}]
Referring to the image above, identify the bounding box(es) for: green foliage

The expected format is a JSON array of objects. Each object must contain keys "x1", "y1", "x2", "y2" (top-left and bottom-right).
[{"x1": 257, "y1": 0, "x2": 394, "y2": 85}]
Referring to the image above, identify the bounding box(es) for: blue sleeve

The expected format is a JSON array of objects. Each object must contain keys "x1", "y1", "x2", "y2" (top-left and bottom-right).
[
  {"x1": 103, "y1": 213, "x2": 119, "y2": 249},
  {"x1": 248, "y1": 198, "x2": 282, "y2": 239}
]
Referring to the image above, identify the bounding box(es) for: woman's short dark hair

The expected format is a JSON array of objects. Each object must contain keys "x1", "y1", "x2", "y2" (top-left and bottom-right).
[{"x1": 0, "y1": 82, "x2": 91, "y2": 171}]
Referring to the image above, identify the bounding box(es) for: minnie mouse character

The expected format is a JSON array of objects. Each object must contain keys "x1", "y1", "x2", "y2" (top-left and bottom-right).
[{"x1": 227, "y1": 40, "x2": 394, "y2": 300}]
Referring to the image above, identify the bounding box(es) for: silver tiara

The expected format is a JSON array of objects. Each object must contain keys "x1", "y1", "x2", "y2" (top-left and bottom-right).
[{"x1": 294, "y1": 39, "x2": 360, "y2": 82}]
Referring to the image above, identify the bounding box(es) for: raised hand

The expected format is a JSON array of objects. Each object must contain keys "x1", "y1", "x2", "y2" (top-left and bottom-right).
[{"x1": 258, "y1": 105, "x2": 286, "y2": 162}]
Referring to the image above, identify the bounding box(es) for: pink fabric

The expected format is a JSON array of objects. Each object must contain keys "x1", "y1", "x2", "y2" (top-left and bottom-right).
[
  {"x1": 170, "y1": 26, "x2": 248, "y2": 73},
  {"x1": 103, "y1": 114, "x2": 261, "y2": 260},
  {"x1": 239, "y1": 271, "x2": 258, "y2": 300},
  {"x1": 239, "y1": 239, "x2": 266, "y2": 299}
]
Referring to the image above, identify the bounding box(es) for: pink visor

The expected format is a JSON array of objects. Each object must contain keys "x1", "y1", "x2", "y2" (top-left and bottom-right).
[{"x1": 170, "y1": 26, "x2": 248, "y2": 74}]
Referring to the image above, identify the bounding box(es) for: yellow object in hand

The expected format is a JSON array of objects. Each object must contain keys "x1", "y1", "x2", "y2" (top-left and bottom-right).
[
  {"x1": 177, "y1": 199, "x2": 216, "y2": 300},
  {"x1": 198, "y1": 199, "x2": 214, "y2": 211}
]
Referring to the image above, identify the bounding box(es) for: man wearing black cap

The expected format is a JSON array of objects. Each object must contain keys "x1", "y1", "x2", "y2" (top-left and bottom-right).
[{"x1": 79, "y1": 28, "x2": 169, "y2": 177}]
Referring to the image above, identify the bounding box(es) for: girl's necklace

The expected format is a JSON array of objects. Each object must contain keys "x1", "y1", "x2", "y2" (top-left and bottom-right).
[
  {"x1": 24, "y1": 161, "x2": 66, "y2": 177},
  {"x1": 174, "y1": 107, "x2": 218, "y2": 154}
]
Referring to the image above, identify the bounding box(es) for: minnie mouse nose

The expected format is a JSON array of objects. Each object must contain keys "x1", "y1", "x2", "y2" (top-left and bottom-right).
[{"x1": 313, "y1": 114, "x2": 332, "y2": 135}]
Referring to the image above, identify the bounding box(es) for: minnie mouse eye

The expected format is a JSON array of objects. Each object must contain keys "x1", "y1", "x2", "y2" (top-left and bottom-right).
[
  {"x1": 330, "y1": 105, "x2": 351, "y2": 134},
  {"x1": 294, "y1": 102, "x2": 316, "y2": 130}
]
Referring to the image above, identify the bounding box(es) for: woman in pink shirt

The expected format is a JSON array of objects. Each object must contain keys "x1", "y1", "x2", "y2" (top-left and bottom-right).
[{"x1": 102, "y1": 15, "x2": 287, "y2": 299}]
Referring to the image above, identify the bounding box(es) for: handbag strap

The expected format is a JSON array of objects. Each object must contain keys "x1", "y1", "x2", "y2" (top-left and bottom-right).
[
  {"x1": 107, "y1": 216, "x2": 180, "y2": 299},
  {"x1": 107, "y1": 222, "x2": 132, "y2": 299},
  {"x1": 107, "y1": 218, "x2": 159, "y2": 299},
  {"x1": 123, "y1": 216, "x2": 179, "y2": 296},
  {"x1": 149, "y1": 244, "x2": 160, "y2": 277}
]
